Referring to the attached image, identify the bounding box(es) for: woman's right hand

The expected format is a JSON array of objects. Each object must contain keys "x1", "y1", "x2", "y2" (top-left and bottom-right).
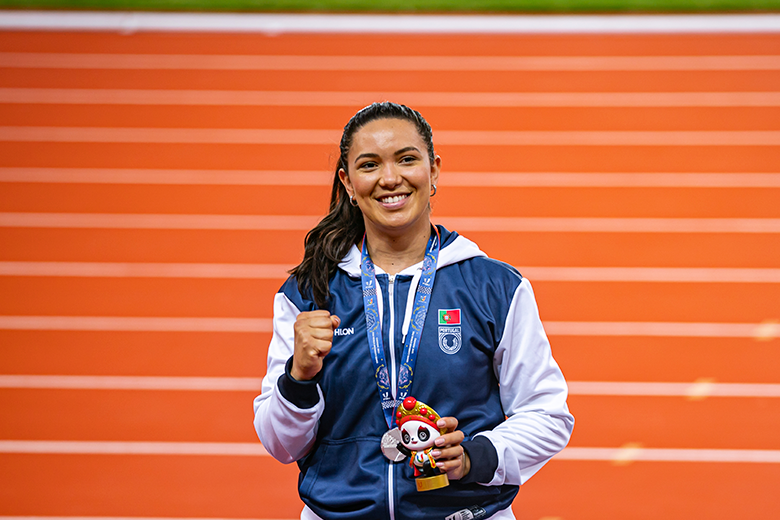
[{"x1": 291, "y1": 310, "x2": 341, "y2": 381}]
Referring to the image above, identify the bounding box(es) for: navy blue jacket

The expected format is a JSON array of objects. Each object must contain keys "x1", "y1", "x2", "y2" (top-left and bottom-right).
[{"x1": 254, "y1": 226, "x2": 574, "y2": 520}]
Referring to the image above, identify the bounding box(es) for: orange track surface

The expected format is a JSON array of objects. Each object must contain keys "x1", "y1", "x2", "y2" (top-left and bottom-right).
[{"x1": 1, "y1": 27, "x2": 779, "y2": 520}]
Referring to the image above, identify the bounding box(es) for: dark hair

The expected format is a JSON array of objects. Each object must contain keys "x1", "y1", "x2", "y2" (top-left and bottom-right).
[{"x1": 290, "y1": 102, "x2": 436, "y2": 308}]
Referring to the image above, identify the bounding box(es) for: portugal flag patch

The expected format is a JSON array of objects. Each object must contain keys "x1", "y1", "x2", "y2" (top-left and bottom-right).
[{"x1": 438, "y1": 309, "x2": 461, "y2": 326}]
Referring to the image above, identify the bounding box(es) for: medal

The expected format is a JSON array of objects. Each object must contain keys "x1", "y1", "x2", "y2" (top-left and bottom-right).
[{"x1": 380, "y1": 428, "x2": 407, "y2": 462}]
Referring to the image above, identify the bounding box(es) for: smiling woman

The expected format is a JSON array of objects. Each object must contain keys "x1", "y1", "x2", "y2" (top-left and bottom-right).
[{"x1": 253, "y1": 102, "x2": 574, "y2": 520}]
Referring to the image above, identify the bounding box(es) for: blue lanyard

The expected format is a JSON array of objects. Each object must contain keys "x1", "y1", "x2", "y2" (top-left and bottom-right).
[{"x1": 360, "y1": 228, "x2": 440, "y2": 429}]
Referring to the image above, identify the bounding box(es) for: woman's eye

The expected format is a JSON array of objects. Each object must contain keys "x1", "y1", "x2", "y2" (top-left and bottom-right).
[{"x1": 417, "y1": 427, "x2": 430, "y2": 442}]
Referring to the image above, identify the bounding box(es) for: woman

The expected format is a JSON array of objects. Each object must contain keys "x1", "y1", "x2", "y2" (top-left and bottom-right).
[{"x1": 253, "y1": 102, "x2": 573, "y2": 520}]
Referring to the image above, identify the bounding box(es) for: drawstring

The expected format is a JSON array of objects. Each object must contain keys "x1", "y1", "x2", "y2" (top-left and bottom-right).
[{"x1": 401, "y1": 268, "x2": 423, "y2": 345}]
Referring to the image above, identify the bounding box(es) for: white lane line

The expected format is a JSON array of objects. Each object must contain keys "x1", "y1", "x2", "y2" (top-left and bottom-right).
[
  {"x1": 438, "y1": 217, "x2": 780, "y2": 233},
  {"x1": 755, "y1": 320, "x2": 780, "y2": 341},
  {"x1": 1, "y1": 12, "x2": 779, "y2": 34},
  {"x1": 3, "y1": 168, "x2": 780, "y2": 188},
  {"x1": 0, "y1": 316, "x2": 272, "y2": 332},
  {"x1": 522, "y1": 266, "x2": 780, "y2": 283},
  {"x1": 0, "y1": 518, "x2": 285, "y2": 520},
  {"x1": 437, "y1": 130, "x2": 780, "y2": 146},
  {"x1": 568, "y1": 381, "x2": 780, "y2": 397},
  {"x1": 3, "y1": 126, "x2": 780, "y2": 146},
  {"x1": 2, "y1": 52, "x2": 780, "y2": 70},
  {"x1": 0, "y1": 167, "x2": 331, "y2": 185},
  {"x1": 611, "y1": 442, "x2": 644, "y2": 465},
  {"x1": 0, "y1": 374, "x2": 262, "y2": 391},
  {"x1": 544, "y1": 321, "x2": 768, "y2": 338},
  {"x1": 444, "y1": 172, "x2": 780, "y2": 188},
  {"x1": 0, "y1": 518, "x2": 284, "y2": 520},
  {"x1": 442, "y1": 173, "x2": 780, "y2": 188},
  {"x1": 1, "y1": 441, "x2": 778, "y2": 463},
  {"x1": 0, "y1": 213, "x2": 321, "y2": 230},
  {"x1": 557, "y1": 447, "x2": 780, "y2": 463},
  {"x1": 2, "y1": 262, "x2": 780, "y2": 283},
  {"x1": 0, "y1": 126, "x2": 340, "y2": 144},
  {"x1": 0, "y1": 317, "x2": 774, "y2": 338},
  {"x1": 0, "y1": 262, "x2": 293, "y2": 279},
  {"x1": 2, "y1": 214, "x2": 780, "y2": 233},
  {"x1": 3, "y1": 88, "x2": 780, "y2": 107},
  {"x1": 0, "y1": 516, "x2": 292, "y2": 520},
  {"x1": 0, "y1": 440, "x2": 268, "y2": 456},
  {"x1": 0, "y1": 167, "x2": 333, "y2": 185},
  {"x1": 2, "y1": 376, "x2": 778, "y2": 397}
]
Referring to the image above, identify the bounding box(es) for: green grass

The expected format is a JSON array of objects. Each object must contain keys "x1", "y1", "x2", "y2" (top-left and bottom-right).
[{"x1": 1, "y1": 0, "x2": 779, "y2": 13}]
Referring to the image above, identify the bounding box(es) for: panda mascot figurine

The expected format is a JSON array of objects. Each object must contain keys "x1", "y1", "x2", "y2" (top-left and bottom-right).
[{"x1": 395, "y1": 396, "x2": 450, "y2": 491}]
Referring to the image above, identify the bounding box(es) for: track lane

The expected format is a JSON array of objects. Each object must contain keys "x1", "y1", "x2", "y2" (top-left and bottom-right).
[
  {"x1": 0, "y1": 277, "x2": 778, "y2": 323},
  {"x1": 2, "y1": 228, "x2": 779, "y2": 268},
  {"x1": 0, "y1": 389, "x2": 260, "y2": 442},
  {"x1": 4, "y1": 105, "x2": 780, "y2": 131},
  {"x1": 1, "y1": 333, "x2": 777, "y2": 382},
  {"x1": 566, "y1": 395, "x2": 780, "y2": 449},
  {"x1": 3, "y1": 143, "x2": 779, "y2": 172},
  {"x1": 0, "y1": 454, "x2": 304, "y2": 518},
  {"x1": 0, "y1": 389, "x2": 778, "y2": 449},
  {"x1": 554, "y1": 336, "x2": 780, "y2": 383},
  {"x1": 515, "y1": 461, "x2": 780, "y2": 520},
  {"x1": 1, "y1": 452, "x2": 779, "y2": 519},
  {"x1": 2, "y1": 31, "x2": 780, "y2": 55},
  {"x1": 7, "y1": 336, "x2": 250, "y2": 379},
  {"x1": 2, "y1": 183, "x2": 779, "y2": 218},
  {"x1": 3, "y1": 68, "x2": 780, "y2": 92},
  {"x1": 0, "y1": 330, "x2": 271, "y2": 377}
]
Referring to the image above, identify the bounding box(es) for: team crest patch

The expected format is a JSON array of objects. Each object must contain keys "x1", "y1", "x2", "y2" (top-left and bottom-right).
[{"x1": 438, "y1": 308, "x2": 462, "y2": 355}]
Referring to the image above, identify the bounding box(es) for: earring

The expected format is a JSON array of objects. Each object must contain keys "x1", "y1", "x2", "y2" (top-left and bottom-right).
[
  {"x1": 431, "y1": 184, "x2": 437, "y2": 197},
  {"x1": 349, "y1": 194, "x2": 359, "y2": 207}
]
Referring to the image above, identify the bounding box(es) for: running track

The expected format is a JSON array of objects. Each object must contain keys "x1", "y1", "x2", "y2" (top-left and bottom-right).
[{"x1": 1, "y1": 12, "x2": 779, "y2": 520}]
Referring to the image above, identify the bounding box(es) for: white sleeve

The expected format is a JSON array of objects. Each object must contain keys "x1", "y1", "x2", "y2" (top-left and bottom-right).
[
  {"x1": 252, "y1": 292, "x2": 325, "y2": 464},
  {"x1": 476, "y1": 278, "x2": 574, "y2": 486}
]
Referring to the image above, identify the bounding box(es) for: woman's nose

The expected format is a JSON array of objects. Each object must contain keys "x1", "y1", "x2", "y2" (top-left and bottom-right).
[{"x1": 378, "y1": 164, "x2": 402, "y2": 187}]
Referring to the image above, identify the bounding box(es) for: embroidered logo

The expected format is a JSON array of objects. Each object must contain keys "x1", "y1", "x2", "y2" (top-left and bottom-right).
[{"x1": 438, "y1": 308, "x2": 462, "y2": 355}]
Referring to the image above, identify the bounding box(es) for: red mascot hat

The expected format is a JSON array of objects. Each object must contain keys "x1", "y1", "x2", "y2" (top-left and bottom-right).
[{"x1": 395, "y1": 397, "x2": 446, "y2": 435}]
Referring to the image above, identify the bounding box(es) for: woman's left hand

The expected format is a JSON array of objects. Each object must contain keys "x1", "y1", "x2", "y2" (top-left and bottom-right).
[{"x1": 431, "y1": 416, "x2": 471, "y2": 480}]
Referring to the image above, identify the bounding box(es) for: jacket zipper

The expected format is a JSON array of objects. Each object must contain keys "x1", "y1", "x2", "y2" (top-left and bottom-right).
[{"x1": 387, "y1": 274, "x2": 396, "y2": 520}]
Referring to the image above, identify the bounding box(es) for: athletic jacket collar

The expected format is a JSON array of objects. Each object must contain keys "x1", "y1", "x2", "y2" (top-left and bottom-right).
[{"x1": 337, "y1": 224, "x2": 487, "y2": 278}]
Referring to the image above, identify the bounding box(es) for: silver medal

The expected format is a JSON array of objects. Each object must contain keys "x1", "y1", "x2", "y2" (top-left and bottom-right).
[{"x1": 381, "y1": 427, "x2": 407, "y2": 462}]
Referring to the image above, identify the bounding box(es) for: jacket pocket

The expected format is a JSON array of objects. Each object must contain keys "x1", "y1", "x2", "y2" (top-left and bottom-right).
[{"x1": 299, "y1": 437, "x2": 387, "y2": 518}]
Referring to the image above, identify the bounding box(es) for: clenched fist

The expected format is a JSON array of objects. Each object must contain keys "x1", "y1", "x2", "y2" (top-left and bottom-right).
[{"x1": 291, "y1": 310, "x2": 341, "y2": 381}]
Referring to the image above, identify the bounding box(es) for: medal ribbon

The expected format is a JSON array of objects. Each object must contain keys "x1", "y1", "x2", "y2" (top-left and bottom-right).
[{"x1": 361, "y1": 227, "x2": 440, "y2": 429}]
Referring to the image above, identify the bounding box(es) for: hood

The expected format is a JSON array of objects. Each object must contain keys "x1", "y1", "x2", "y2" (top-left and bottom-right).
[{"x1": 338, "y1": 224, "x2": 487, "y2": 278}]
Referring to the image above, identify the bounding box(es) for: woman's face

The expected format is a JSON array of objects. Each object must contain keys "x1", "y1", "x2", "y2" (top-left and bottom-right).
[{"x1": 339, "y1": 117, "x2": 440, "y2": 241}]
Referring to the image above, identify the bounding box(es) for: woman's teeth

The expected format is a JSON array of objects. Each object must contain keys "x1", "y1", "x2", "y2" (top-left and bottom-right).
[{"x1": 380, "y1": 194, "x2": 408, "y2": 204}]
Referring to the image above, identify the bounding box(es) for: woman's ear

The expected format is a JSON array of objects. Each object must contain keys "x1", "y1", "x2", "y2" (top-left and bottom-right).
[
  {"x1": 430, "y1": 155, "x2": 441, "y2": 188},
  {"x1": 338, "y1": 168, "x2": 353, "y2": 198}
]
